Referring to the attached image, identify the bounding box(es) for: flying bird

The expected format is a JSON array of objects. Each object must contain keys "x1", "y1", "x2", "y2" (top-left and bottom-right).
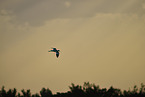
[{"x1": 48, "y1": 48, "x2": 60, "y2": 58}]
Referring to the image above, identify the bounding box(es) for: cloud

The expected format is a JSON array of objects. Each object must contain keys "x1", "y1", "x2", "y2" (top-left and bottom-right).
[
  {"x1": 142, "y1": 3, "x2": 145, "y2": 9},
  {"x1": 1, "y1": 0, "x2": 145, "y2": 27},
  {"x1": 64, "y1": 1, "x2": 71, "y2": 8},
  {"x1": 0, "y1": 9, "x2": 12, "y2": 15},
  {"x1": 0, "y1": 9, "x2": 32, "y2": 53}
]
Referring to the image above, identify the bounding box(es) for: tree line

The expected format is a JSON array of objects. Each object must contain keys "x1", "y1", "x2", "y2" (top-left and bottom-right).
[{"x1": 0, "y1": 82, "x2": 145, "y2": 97}]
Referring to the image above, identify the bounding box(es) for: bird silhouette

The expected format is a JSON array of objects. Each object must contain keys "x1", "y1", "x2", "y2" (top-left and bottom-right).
[{"x1": 48, "y1": 48, "x2": 60, "y2": 58}]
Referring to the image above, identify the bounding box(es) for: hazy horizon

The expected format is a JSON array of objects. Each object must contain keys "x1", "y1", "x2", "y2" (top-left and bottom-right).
[{"x1": 0, "y1": 0, "x2": 145, "y2": 94}]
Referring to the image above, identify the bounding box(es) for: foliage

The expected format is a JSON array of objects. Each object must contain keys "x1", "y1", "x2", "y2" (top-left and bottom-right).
[
  {"x1": 40, "y1": 88, "x2": 52, "y2": 97},
  {"x1": 0, "y1": 82, "x2": 145, "y2": 97}
]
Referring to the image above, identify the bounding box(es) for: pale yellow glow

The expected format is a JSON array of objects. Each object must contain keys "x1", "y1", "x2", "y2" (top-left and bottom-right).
[{"x1": 0, "y1": 0, "x2": 145, "y2": 94}]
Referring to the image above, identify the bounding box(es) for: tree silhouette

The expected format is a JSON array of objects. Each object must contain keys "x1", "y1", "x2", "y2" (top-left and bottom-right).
[
  {"x1": 0, "y1": 86, "x2": 7, "y2": 97},
  {"x1": 105, "y1": 86, "x2": 121, "y2": 97},
  {"x1": 69, "y1": 83, "x2": 85, "y2": 97},
  {"x1": 40, "y1": 88, "x2": 52, "y2": 97},
  {"x1": 83, "y1": 82, "x2": 100, "y2": 97},
  {"x1": 21, "y1": 89, "x2": 31, "y2": 97},
  {"x1": 0, "y1": 82, "x2": 145, "y2": 97},
  {"x1": 139, "y1": 83, "x2": 145, "y2": 94},
  {"x1": 7, "y1": 88, "x2": 17, "y2": 97},
  {"x1": 32, "y1": 93, "x2": 40, "y2": 97},
  {"x1": 0, "y1": 86, "x2": 17, "y2": 97}
]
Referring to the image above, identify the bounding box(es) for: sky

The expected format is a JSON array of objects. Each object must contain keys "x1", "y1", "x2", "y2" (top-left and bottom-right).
[{"x1": 0, "y1": 0, "x2": 145, "y2": 94}]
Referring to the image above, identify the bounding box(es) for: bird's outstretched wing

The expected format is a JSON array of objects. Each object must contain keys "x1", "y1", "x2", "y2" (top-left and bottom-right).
[
  {"x1": 48, "y1": 50, "x2": 54, "y2": 52},
  {"x1": 52, "y1": 48, "x2": 57, "y2": 51},
  {"x1": 48, "y1": 47, "x2": 60, "y2": 58}
]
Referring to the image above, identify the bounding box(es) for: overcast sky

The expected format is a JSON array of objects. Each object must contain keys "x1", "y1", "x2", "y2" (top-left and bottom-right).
[{"x1": 0, "y1": 0, "x2": 145, "y2": 94}]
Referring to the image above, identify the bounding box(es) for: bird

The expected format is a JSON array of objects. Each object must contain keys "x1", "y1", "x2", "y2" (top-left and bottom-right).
[{"x1": 48, "y1": 48, "x2": 60, "y2": 58}]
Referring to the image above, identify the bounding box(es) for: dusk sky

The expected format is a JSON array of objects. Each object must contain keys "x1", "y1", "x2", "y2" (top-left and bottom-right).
[{"x1": 0, "y1": 0, "x2": 145, "y2": 94}]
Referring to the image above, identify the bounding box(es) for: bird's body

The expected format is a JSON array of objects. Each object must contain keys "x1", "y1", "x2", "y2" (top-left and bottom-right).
[{"x1": 48, "y1": 48, "x2": 60, "y2": 58}]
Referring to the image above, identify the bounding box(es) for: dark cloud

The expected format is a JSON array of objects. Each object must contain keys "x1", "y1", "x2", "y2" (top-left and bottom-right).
[{"x1": 0, "y1": 0, "x2": 145, "y2": 26}]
